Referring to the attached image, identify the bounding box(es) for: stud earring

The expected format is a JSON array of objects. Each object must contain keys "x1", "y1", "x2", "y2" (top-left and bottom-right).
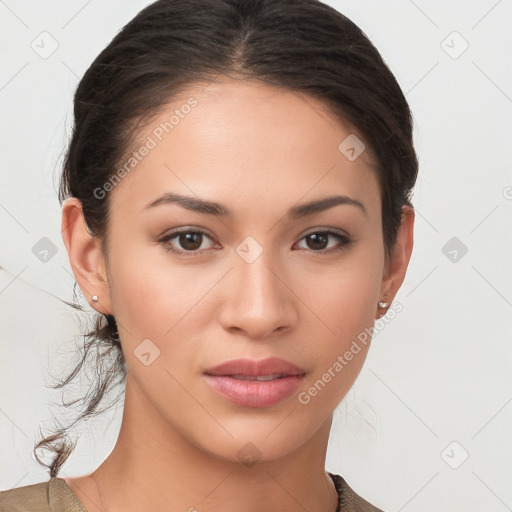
[
  {"x1": 92, "y1": 295, "x2": 98, "y2": 302},
  {"x1": 377, "y1": 299, "x2": 389, "y2": 308}
]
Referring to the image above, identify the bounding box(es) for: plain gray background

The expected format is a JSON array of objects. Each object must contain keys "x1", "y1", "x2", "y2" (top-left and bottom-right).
[{"x1": 1, "y1": 1, "x2": 511, "y2": 510}]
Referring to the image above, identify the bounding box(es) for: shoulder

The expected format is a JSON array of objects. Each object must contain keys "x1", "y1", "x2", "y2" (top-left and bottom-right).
[
  {"x1": 0, "y1": 477, "x2": 86, "y2": 512},
  {"x1": 0, "y1": 478, "x2": 51, "y2": 512},
  {"x1": 329, "y1": 473, "x2": 386, "y2": 512}
]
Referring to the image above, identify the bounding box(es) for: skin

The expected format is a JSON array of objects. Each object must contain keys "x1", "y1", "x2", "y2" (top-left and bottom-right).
[{"x1": 61, "y1": 78, "x2": 414, "y2": 512}]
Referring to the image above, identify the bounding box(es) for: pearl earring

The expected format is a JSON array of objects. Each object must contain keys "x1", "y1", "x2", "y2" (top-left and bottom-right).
[
  {"x1": 377, "y1": 299, "x2": 389, "y2": 308},
  {"x1": 92, "y1": 295, "x2": 98, "y2": 302}
]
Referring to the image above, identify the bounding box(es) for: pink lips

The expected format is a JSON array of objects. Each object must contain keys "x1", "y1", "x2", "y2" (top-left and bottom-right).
[{"x1": 204, "y1": 357, "x2": 306, "y2": 408}]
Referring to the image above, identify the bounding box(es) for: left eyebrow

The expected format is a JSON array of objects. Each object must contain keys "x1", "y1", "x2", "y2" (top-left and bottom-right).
[
  {"x1": 287, "y1": 194, "x2": 367, "y2": 219},
  {"x1": 142, "y1": 192, "x2": 367, "y2": 218}
]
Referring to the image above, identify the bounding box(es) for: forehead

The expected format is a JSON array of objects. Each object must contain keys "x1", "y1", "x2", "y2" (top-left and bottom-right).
[{"x1": 108, "y1": 78, "x2": 381, "y2": 223}]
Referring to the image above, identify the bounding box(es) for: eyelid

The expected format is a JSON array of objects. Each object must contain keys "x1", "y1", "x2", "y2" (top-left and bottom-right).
[{"x1": 301, "y1": 226, "x2": 350, "y2": 239}]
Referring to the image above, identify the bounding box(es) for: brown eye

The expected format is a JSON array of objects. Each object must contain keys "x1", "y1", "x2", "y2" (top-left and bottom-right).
[
  {"x1": 177, "y1": 232, "x2": 203, "y2": 251},
  {"x1": 158, "y1": 228, "x2": 352, "y2": 257},
  {"x1": 295, "y1": 230, "x2": 352, "y2": 253},
  {"x1": 305, "y1": 232, "x2": 329, "y2": 250},
  {"x1": 159, "y1": 228, "x2": 217, "y2": 255}
]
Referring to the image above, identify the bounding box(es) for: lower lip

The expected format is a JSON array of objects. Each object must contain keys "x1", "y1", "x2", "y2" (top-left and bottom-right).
[{"x1": 204, "y1": 374, "x2": 305, "y2": 408}]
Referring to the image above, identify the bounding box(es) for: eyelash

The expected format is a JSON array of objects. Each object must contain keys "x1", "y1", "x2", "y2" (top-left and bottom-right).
[{"x1": 157, "y1": 228, "x2": 353, "y2": 257}]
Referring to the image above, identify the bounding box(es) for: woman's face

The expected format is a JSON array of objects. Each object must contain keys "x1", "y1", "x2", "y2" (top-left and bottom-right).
[{"x1": 83, "y1": 79, "x2": 404, "y2": 463}]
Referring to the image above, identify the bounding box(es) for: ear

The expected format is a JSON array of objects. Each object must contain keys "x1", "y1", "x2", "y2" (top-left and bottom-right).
[
  {"x1": 61, "y1": 197, "x2": 113, "y2": 315},
  {"x1": 378, "y1": 205, "x2": 414, "y2": 316}
]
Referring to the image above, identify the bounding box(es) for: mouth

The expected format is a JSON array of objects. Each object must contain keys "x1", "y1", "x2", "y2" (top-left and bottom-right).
[
  {"x1": 227, "y1": 373, "x2": 290, "y2": 381},
  {"x1": 204, "y1": 357, "x2": 306, "y2": 408},
  {"x1": 204, "y1": 356, "x2": 306, "y2": 378}
]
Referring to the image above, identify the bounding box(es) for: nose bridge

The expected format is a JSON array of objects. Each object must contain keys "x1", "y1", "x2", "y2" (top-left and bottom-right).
[
  {"x1": 238, "y1": 240, "x2": 281, "y2": 303},
  {"x1": 220, "y1": 235, "x2": 295, "y2": 337}
]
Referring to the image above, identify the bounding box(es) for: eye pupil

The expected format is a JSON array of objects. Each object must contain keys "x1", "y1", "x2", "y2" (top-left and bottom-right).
[
  {"x1": 306, "y1": 233, "x2": 328, "y2": 250},
  {"x1": 180, "y1": 233, "x2": 202, "y2": 250}
]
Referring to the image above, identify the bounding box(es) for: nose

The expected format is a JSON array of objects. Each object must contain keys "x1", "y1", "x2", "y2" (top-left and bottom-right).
[{"x1": 218, "y1": 246, "x2": 298, "y2": 340}]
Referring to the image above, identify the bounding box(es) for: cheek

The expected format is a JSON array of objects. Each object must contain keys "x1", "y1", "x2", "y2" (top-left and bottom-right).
[
  {"x1": 296, "y1": 280, "x2": 377, "y2": 414},
  {"x1": 106, "y1": 239, "x2": 218, "y2": 384},
  {"x1": 107, "y1": 237, "x2": 199, "y2": 334},
  {"x1": 300, "y1": 245, "x2": 382, "y2": 395},
  {"x1": 313, "y1": 254, "x2": 382, "y2": 341}
]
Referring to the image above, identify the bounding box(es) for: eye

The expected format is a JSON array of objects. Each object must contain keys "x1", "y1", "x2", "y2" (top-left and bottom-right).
[
  {"x1": 294, "y1": 230, "x2": 353, "y2": 253},
  {"x1": 158, "y1": 228, "x2": 218, "y2": 256},
  {"x1": 158, "y1": 228, "x2": 353, "y2": 257}
]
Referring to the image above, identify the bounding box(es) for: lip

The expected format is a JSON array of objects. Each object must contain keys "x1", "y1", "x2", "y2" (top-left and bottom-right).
[
  {"x1": 205, "y1": 357, "x2": 305, "y2": 377},
  {"x1": 204, "y1": 357, "x2": 306, "y2": 408}
]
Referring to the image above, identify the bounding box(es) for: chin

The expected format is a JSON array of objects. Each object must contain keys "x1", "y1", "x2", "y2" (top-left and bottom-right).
[{"x1": 182, "y1": 410, "x2": 329, "y2": 467}]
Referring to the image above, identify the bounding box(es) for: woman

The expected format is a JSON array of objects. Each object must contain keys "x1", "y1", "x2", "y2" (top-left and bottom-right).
[{"x1": 0, "y1": 0, "x2": 416, "y2": 510}]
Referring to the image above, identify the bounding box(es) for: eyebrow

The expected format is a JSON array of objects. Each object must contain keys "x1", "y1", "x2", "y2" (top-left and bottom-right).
[{"x1": 143, "y1": 192, "x2": 367, "y2": 218}]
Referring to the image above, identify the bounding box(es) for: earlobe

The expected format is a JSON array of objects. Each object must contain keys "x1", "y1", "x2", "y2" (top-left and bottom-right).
[
  {"x1": 378, "y1": 205, "x2": 415, "y2": 311},
  {"x1": 61, "y1": 198, "x2": 113, "y2": 315}
]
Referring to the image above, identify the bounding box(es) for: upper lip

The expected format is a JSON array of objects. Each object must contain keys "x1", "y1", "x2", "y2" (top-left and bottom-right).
[{"x1": 204, "y1": 357, "x2": 306, "y2": 377}]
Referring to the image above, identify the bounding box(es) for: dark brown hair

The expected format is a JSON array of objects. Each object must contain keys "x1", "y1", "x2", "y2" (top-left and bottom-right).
[{"x1": 35, "y1": 0, "x2": 418, "y2": 477}]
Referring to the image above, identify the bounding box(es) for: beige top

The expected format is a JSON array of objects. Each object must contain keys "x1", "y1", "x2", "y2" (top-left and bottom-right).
[{"x1": 0, "y1": 473, "x2": 384, "y2": 511}]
